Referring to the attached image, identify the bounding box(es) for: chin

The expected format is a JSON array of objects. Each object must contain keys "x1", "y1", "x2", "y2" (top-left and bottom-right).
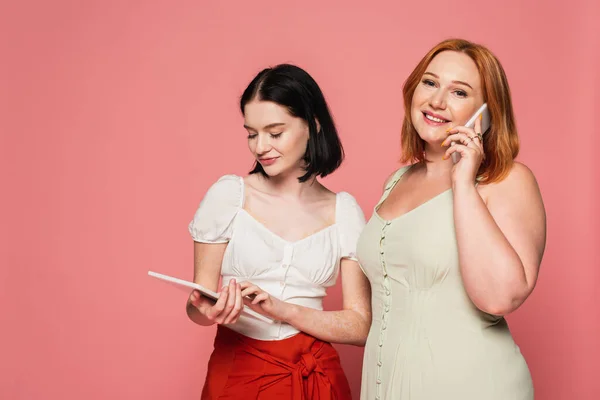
[
  {"x1": 415, "y1": 124, "x2": 446, "y2": 143},
  {"x1": 261, "y1": 164, "x2": 287, "y2": 178},
  {"x1": 413, "y1": 128, "x2": 435, "y2": 144},
  {"x1": 264, "y1": 165, "x2": 304, "y2": 180},
  {"x1": 261, "y1": 168, "x2": 279, "y2": 177}
]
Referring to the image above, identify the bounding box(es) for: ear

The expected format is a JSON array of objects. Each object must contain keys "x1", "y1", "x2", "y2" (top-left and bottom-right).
[{"x1": 314, "y1": 118, "x2": 321, "y2": 133}]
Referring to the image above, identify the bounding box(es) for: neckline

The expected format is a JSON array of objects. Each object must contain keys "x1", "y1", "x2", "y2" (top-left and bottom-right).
[
  {"x1": 238, "y1": 209, "x2": 338, "y2": 245},
  {"x1": 374, "y1": 188, "x2": 451, "y2": 223},
  {"x1": 374, "y1": 164, "x2": 452, "y2": 223},
  {"x1": 237, "y1": 175, "x2": 340, "y2": 245}
]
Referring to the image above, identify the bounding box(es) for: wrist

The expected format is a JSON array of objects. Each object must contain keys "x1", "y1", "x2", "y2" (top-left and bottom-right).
[
  {"x1": 280, "y1": 302, "x2": 299, "y2": 324},
  {"x1": 452, "y1": 179, "x2": 477, "y2": 194},
  {"x1": 186, "y1": 303, "x2": 215, "y2": 326}
]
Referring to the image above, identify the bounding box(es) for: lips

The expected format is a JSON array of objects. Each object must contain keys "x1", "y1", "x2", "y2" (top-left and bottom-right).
[
  {"x1": 423, "y1": 111, "x2": 450, "y2": 124},
  {"x1": 422, "y1": 111, "x2": 450, "y2": 125},
  {"x1": 258, "y1": 157, "x2": 278, "y2": 166}
]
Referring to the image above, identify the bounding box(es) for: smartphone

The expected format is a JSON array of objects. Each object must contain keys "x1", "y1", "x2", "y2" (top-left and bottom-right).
[{"x1": 451, "y1": 103, "x2": 491, "y2": 164}]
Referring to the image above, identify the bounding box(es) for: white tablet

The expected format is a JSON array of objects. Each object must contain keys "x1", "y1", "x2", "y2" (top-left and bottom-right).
[{"x1": 147, "y1": 271, "x2": 274, "y2": 324}]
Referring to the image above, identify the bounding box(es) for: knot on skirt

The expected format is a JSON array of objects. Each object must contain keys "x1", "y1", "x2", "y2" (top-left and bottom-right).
[{"x1": 299, "y1": 353, "x2": 318, "y2": 377}]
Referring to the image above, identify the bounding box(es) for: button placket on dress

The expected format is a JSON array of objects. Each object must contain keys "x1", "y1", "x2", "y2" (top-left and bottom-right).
[
  {"x1": 273, "y1": 243, "x2": 294, "y2": 338},
  {"x1": 280, "y1": 244, "x2": 294, "y2": 292},
  {"x1": 375, "y1": 220, "x2": 392, "y2": 399}
]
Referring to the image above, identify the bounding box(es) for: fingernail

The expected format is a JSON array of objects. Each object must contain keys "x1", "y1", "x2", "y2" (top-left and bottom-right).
[
  {"x1": 441, "y1": 142, "x2": 445, "y2": 147},
  {"x1": 442, "y1": 155, "x2": 447, "y2": 160},
  {"x1": 479, "y1": 114, "x2": 482, "y2": 120}
]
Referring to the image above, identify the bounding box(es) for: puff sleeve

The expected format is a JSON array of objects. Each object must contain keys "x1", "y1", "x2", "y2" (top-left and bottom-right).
[
  {"x1": 337, "y1": 192, "x2": 366, "y2": 261},
  {"x1": 188, "y1": 175, "x2": 243, "y2": 243}
]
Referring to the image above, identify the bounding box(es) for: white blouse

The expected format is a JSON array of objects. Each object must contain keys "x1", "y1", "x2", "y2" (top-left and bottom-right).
[{"x1": 188, "y1": 175, "x2": 366, "y2": 340}]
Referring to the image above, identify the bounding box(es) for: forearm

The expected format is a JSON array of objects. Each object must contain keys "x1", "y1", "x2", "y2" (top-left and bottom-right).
[
  {"x1": 282, "y1": 303, "x2": 370, "y2": 346},
  {"x1": 453, "y1": 183, "x2": 529, "y2": 314}
]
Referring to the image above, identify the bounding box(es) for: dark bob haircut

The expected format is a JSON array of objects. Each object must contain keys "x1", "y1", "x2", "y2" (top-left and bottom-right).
[{"x1": 240, "y1": 64, "x2": 344, "y2": 183}]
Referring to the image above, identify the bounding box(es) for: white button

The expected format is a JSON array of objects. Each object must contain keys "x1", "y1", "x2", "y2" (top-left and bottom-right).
[
  {"x1": 376, "y1": 379, "x2": 382, "y2": 384},
  {"x1": 377, "y1": 360, "x2": 382, "y2": 366}
]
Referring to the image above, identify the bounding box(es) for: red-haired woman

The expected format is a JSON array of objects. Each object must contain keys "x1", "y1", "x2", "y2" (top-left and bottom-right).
[{"x1": 357, "y1": 39, "x2": 547, "y2": 399}]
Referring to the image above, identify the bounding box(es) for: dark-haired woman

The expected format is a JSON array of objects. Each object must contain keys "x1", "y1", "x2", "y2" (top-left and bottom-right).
[{"x1": 186, "y1": 64, "x2": 370, "y2": 400}]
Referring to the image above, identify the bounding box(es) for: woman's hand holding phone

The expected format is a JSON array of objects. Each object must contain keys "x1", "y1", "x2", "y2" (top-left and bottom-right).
[{"x1": 441, "y1": 114, "x2": 485, "y2": 188}]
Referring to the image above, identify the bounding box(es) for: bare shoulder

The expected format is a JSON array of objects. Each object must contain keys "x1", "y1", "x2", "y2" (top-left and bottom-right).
[
  {"x1": 486, "y1": 162, "x2": 540, "y2": 194},
  {"x1": 241, "y1": 174, "x2": 267, "y2": 211},
  {"x1": 480, "y1": 162, "x2": 545, "y2": 214},
  {"x1": 315, "y1": 181, "x2": 337, "y2": 199},
  {"x1": 503, "y1": 161, "x2": 538, "y2": 184},
  {"x1": 243, "y1": 174, "x2": 273, "y2": 200},
  {"x1": 313, "y1": 184, "x2": 338, "y2": 225}
]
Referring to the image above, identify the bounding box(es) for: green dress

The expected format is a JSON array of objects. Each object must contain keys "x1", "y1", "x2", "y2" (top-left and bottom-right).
[{"x1": 357, "y1": 165, "x2": 533, "y2": 400}]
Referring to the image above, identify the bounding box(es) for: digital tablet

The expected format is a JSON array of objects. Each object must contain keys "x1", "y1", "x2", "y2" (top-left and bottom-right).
[{"x1": 147, "y1": 271, "x2": 274, "y2": 324}]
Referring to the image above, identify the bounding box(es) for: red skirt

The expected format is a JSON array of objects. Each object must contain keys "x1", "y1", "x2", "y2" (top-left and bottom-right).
[{"x1": 201, "y1": 326, "x2": 352, "y2": 400}]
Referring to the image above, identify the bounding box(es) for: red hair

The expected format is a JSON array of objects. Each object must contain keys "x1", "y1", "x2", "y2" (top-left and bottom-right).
[{"x1": 401, "y1": 38, "x2": 519, "y2": 184}]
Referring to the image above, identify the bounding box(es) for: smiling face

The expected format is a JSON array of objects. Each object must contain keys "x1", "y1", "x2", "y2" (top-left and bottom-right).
[
  {"x1": 243, "y1": 99, "x2": 310, "y2": 178},
  {"x1": 410, "y1": 50, "x2": 485, "y2": 145}
]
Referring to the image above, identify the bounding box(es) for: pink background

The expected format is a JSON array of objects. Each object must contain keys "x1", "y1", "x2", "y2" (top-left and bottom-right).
[{"x1": 3, "y1": 1, "x2": 599, "y2": 399}]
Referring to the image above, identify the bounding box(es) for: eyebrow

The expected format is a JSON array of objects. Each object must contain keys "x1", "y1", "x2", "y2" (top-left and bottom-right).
[
  {"x1": 243, "y1": 122, "x2": 286, "y2": 130},
  {"x1": 423, "y1": 72, "x2": 473, "y2": 90}
]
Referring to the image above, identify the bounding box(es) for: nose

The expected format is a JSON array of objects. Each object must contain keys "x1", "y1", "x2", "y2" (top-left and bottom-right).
[
  {"x1": 429, "y1": 89, "x2": 447, "y2": 110},
  {"x1": 255, "y1": 134, "x2": 271, "y2": 155}
]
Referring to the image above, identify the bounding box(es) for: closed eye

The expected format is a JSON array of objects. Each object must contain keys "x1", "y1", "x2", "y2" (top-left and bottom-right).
[{"x1": 270, "y1": 132, "x2": 282, "y2": 138}]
